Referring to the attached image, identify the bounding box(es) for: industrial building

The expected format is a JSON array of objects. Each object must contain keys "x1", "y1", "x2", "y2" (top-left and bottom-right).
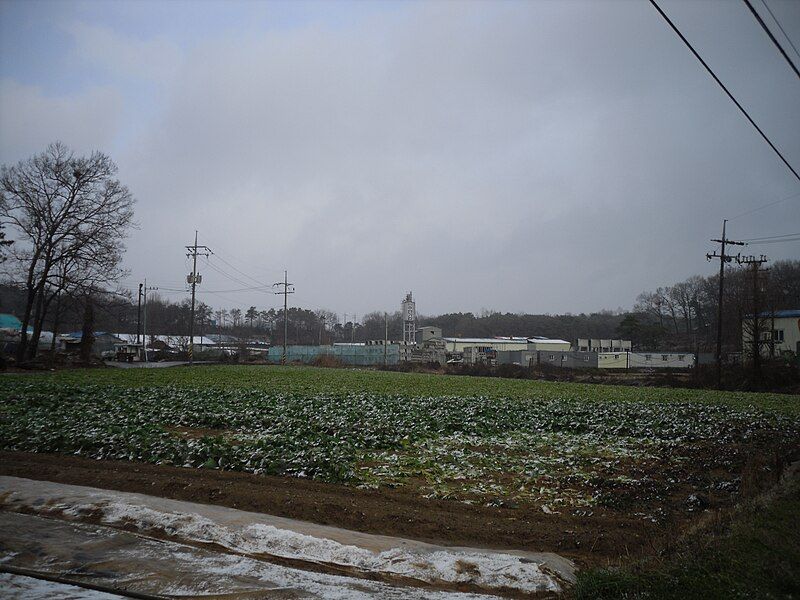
[
  {"x1": 576, "y1": 338, "x2": 632, "y2": 352},
  {"x1": 441, "y1": 336, "x2": 570, "y2": 354},
  {"x1": 532, "y1": 350, "x2": 694, "y2": 370}
]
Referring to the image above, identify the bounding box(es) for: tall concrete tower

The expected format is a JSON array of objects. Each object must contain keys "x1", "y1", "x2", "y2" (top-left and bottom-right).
[{"x1": 402, "y1": 292, "x2": 416, "y2": 345}]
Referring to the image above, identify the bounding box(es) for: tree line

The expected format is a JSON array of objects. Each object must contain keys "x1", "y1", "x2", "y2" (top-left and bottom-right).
[{"x1": 2, "y1": 144, "x2": 797, "y2": 358}]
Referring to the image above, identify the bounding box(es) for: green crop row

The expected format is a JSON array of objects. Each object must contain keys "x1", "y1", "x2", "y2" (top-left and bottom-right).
[{"x1": 1, "y1": 370, "x2": 798, "y2": 511}]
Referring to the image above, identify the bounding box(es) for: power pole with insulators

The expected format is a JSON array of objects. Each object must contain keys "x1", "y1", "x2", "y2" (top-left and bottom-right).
[
  {"x1": 136, "y1": 283, "x2": 143, "y2": 345},
  {"x1": 737, "y1": 253, "x2": 769, "y2": 381},
  {"x1": 142, "y1": 280, "x2": 158, "y2": 362},
  {"x1": 706, "y1": 220, "x2": 745, "y2": 389},
  {"x1": 185, "y1": 231, "x2": 211, "y2": 365},
  {"x1": 273, "y1": 271, "x2": 295, "y2": 365}
]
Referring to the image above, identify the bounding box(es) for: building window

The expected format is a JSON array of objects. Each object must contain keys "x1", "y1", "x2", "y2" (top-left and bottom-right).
[
  {"x1": 614, "y1": 354, "x2": 619, "y2": 359},
  {"x1": 549, "y1": 354, "x2": 554, "y2": 361},
  {"x1": 678, "y1": 355, "x2": 685, "y2": 361},
  {"x1": 645, "y1": 354, "x2": 651, "y2": 361},
  {"x1": 773, "y1": 330, "x2": 785, "y2": 342},
  {"x1": 584, "y1": 356, "x2": 589, "y2": 361},
  {"x1": 662, "y1": 355, "x2": 668, "y2": 361}
]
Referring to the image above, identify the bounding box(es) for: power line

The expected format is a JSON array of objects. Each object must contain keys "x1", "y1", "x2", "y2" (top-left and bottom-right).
[
  {"x1": 741, "y1": 231, "x2": 800, "y2": 241},
  {"x1": 649, "y1": 0, "x2": 800, "y2": 184},
  {"x1": 204, "y1": 258, "x2": 273, "y2": 293},
  {"x1": 728, "y1": 190, "x2": 800, "y2": 220},
  {"x1": 759, "y1": 0, "x2": 800, "y2": 62},
  {"x1": 744, "y1": 0, "x2": 800, "y2": 79},
  {"x1": 746, "y1": 236, "x2": 800, "y2": 245},
  {"x1": 209, "y1": 250, "x2": 273, "y2": 288}
]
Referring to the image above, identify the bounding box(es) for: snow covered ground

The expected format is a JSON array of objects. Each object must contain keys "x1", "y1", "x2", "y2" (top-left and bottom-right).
[
  {"x1": 0, "y1": 573, "x2": 122, "y2": 599},
  {"x1": 0, "y1": 476, "x2": 575, "y2": 597}
]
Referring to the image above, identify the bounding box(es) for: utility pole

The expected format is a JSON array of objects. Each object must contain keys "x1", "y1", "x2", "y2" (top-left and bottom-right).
[
  {"x1": 136, "y1": 283, "x2": 143, "y2": 345},
  {"x1": 185, "y1": 231, "x2": 211, "y2": 365},
  {"x1": 352, "y1": 314, "x2": 357, "y2": 343},
  {"x1": 273, "y1": 271, "x2": 294, "y2": 365},
  {"x1": 142, "y1": 280, "x2": 158, "y2": 362},
  {"x1": 737, "y1": 253, "x2": 769, "y2": 381},
  {"x1": 319, "y1": 315, "x2": 325, "y2": 346},
  {"x1": 384, "y1": 312, "x2": 388, "y2": 366},
  {"x1": 706, "y1": 220, "x2": 745, "y2": 389}
]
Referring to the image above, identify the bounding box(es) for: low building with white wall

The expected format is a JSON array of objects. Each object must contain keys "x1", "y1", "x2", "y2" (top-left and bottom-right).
[{"x1": 742, "y1": 309, "x2": 800, "y2": 359}]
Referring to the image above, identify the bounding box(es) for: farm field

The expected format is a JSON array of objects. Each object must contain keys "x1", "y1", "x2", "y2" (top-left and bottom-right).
[{"x1": 1, "y1": 365, "x2": 799, "y2": 581}]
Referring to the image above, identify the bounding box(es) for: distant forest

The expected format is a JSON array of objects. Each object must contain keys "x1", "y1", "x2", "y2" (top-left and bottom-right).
[{"x1": 1, "y1": 259, "x2": 798, "y2": 352}]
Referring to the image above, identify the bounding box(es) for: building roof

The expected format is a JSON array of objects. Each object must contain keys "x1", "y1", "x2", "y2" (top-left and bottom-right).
[
  {"x1": 745, "y1": 309, "x2": 800, "y2": 319},
  {"x1": 63, "y1": 331, "x2": 120, "y2": 339},
  {"x1": 0, "y1": 313, "x2": 22, "y2": 330},
  {"x1": 112, "y1": 333, "x2": 218, "y2": 346},
  {"x1": 443, "y1": 337, "x2": 570, "y2": 345},
  {"x1": 443, "y1": 337, "x2": 528, "y2": 344}
]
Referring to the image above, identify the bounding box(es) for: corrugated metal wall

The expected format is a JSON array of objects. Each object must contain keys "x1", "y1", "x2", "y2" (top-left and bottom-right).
[{"x1": 266, "y1": 344, "x2": 400, "y2": 366}]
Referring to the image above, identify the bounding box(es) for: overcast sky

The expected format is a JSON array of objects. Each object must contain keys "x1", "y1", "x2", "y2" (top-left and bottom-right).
[{"x1": 1, "y1": 0, "x2": 798, "y2": 319}]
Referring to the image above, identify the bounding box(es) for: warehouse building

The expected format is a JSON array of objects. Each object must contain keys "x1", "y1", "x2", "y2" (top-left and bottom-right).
[
  {"x1": 533, "y1": 350, "x2": 694, "y2": 370},
  {"x1": 442, "y1": 336, "x2": 570, "y2": 353},
  {"x1": 576, "y1": 338, "x2": 631, "y2": 352}
]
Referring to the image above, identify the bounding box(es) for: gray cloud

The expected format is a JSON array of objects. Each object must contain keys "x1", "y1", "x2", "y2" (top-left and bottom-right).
[{"x1": 1, "y1": 0, "x2": 798, "y2": 316}]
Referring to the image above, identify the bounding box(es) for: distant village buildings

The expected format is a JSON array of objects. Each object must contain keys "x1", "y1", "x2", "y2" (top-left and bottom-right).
[{"x1": 4, "y1": 294, "x2": 797, "y2": 370}]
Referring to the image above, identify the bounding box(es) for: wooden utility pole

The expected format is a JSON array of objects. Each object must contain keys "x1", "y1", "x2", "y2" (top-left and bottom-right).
[
  {"x1": 737, "y1": 253, "x2": 769, "y2": 380},
  {"x1": 185, "y1": 231, "x2": 210, "y2": 365},
  {"x1": 142, "y1": 280, "x2": 158, "y2": 362},
  {"x1": 384, "y1": 312, "x2": 388, "y2": 366},
  {"x1": 273, "y1": 271, "x2": 294, "y2": 365},
  {"x1": 706, "y1": 220, "x2": 745, "y2": 388},
  {"x1": 136, "y1": 283, "x2": 143, "y2": 345}
]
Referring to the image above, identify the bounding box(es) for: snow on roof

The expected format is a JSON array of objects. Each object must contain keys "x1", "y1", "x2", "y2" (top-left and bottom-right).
[
  {"x1": 443, "y1": 337, "x2": 525, "y2": 344},
  {"x1": 443, "y1": 337, "x2": 570, "y2": 345},
  {"x1": 746, "y1": 309, "x2": 800, "y2": 319},
  {"x1": 111, "y1": 333, "x2": 218, "y2": 346}
]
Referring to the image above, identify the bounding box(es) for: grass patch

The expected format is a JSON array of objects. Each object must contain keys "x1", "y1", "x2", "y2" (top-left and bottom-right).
[{"x1": 573, "y1": 467, "x2": 800, "y2": 599}]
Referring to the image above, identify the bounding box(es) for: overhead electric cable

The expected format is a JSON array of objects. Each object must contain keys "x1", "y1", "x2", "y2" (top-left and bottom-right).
[
  {"x1": 649, "y1": 0, "x2": 800, "y2": 184},
  {"x1": 745, "y1": 236, "x2": 800, "y2": 244},
  {"x1": 759, "y1": 0, "x2": 800, "y2": 62},
  {"x1": 741, "y1": 231, "x2": 800, "y2": 241},
  {"x1": 204, "y1": 259, "x2": 274, "y2": 294},
  {"x1": 209, "y1": 250, "x2": 273, "y2": 288},
  {"x1": 729, "y1": 190, "x2": 800, "y2": 220},
  {"x1": 743, "y1": 0, "x2": 800, "y2": 80}
]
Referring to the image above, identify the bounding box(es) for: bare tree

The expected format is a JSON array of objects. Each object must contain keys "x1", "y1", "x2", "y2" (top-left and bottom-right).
[
  {"x1": 0, "y1": 222, "x2": 12, "y2": 262},
  {"x1": 0, "y1": 143, "x2": 135, "y2": 360}
]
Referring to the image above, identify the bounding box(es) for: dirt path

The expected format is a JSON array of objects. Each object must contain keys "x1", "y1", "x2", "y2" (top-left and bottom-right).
[{"x1": 0, "y1": 451, "x2": 673, "y2": 568}]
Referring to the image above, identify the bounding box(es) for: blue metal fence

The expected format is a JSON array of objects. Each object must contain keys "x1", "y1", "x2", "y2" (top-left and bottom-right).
[{"x1": 266, "y1": 344, "x2": 400, "y2": 366}]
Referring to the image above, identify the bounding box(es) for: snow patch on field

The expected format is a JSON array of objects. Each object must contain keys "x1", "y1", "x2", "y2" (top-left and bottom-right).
[
  {"x1": 0, "y1": 573, "x2": 123, "y2": 599},
  {"x1": 0, "y1": 476, "x2": 572, "y2": 594},
  {"x1": 68, "y1": 499, "x2": 563, "y2": 593}
]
